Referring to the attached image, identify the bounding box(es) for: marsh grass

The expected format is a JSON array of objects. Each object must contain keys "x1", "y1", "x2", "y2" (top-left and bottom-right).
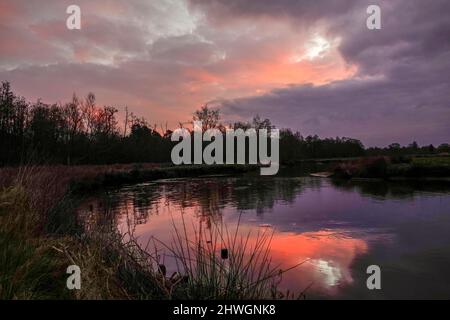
[
  {"x1": 144, "y1": 214, "x2": 307, "y2": 299},
  {"x1": 0, "y1": 179, "x2": 72, "y2": 299},
  {"x1": 0, "y1": 164, "x2": 299, "y2": 300},
  {"x1": 0, "y1": 231, "x2": 71, "y2": 299}
]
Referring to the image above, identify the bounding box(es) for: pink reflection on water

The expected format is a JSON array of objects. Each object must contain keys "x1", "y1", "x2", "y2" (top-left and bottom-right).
[
  {"x1": 115, "y1": 196, "x2": 369, "y2": 297},
  {"x1": 261, "y1": 230, "x2": 368, "y2": 294}
]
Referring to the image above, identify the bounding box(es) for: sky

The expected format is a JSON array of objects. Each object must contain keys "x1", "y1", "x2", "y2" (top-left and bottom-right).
[{"x1": 0, "y1": 0, "x2": 449, "y2": 147}]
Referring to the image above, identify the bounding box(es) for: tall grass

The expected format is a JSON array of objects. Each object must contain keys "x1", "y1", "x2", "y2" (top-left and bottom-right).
[
  {"x1": 143, "y1": 214, "x2": 306, "y2": 299},
  {"x1": 0, "y1": 164, "x2": 299, "y2": 300},
  {"x1": 0, "y1": 170, "x2": 73, "y2": 299}
]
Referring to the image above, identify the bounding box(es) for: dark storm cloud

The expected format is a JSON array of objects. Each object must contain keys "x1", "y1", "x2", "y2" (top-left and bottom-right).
[{"x1": 191, "y1": 0, "x2": 450, "y2": 146}]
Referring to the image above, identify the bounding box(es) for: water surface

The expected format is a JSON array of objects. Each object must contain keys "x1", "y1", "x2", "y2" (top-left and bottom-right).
[{"x1": 80, "y1": 172, "x2": 450, "y2": 299}]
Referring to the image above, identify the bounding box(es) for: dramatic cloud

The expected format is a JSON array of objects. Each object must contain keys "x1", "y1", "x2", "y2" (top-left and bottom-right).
[
  {"x1": 0, "y1": 0, "x2": 449, "y2": 145},
  {"x1": 191, "y1": 0, "x2": 450, "y2": 146}
]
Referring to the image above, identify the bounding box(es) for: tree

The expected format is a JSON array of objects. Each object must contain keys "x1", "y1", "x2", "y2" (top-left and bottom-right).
[
  {"x1": 252, "y1": 115, "x2": 273, "y2": 130},
  {"x1": 438, "y1": 143, "x2": 450, "y2": 153},
  {"x1": 82, "y1": 92, "x2": 96, "y2": 136},
  {"x1": 0, "y1": 81, "x2": 444, "y2": 166},
  {"x1": 408, "y1": 141, "x2": 419, "y2": 151},
  {"x1": 193, "y1": 104, "x2": 220, "y2": 130},
  {"x1": 63, "y1": 94, "x2": 84, "y2": 164}
]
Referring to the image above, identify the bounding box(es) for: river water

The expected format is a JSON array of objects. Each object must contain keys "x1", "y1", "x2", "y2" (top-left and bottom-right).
[{"x1": 79, "y1": 171, "x2": 450, "y2": 299}]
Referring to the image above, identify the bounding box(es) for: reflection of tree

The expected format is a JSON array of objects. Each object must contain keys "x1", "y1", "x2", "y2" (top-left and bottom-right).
[
  {"x1": 131, "y1": 187, "x2": 157, "y2": 225},
  {"x1": 162, "y1": 179, "x2": 228, "y2": 228},
  {"x1": 80, "y1": 176, "x2": 450, "y2": 241},
  {"x1": 80, "y1": 186, "x2": 162, "y2": 229},
  {"x1": 85, "y1": 176, "x2": 450, "y2": 232},
  {"x1": 159, "y1": 177, "x2": 306, "y2": 217},
  {"x1": 90, "y1": 177, "x2": 308, "y2": 230},
  {"x1": 228, "y1": 177, "x2": 306, "y2": 215}
]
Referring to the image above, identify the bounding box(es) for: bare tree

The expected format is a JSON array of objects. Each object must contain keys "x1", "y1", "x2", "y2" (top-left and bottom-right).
[{"x1": 193, "y1": 104, "x2": 220, "y2": 131}]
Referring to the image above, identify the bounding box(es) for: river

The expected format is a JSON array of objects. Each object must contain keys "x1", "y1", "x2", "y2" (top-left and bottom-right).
[{"x1": 78, "y1": 170, "x2": 450, "y2": 299}]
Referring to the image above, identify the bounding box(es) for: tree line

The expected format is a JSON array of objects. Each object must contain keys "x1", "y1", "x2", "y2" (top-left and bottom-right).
[{"x1": 0, "y1": 81, "x2": 447, "y2": 166}]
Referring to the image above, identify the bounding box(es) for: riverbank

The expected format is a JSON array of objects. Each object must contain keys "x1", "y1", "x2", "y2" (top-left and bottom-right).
[
  {"x1": 69, "y1": 164, "x2": 259, "y2": 193},
  {"x1": 331, "y1": 156, "x2": 450, "y2": 180},
  {"x1": 0, "y1": 163, "x2": 259, "y2": 193}
]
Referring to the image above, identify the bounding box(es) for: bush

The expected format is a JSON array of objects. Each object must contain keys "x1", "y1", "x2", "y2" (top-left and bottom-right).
[
  {"x1": 333, "y1": 157, "x2": 389, "y2": 178},
  {"x1": 360, "y1": 157, "x2": 389, "y2": 178}
]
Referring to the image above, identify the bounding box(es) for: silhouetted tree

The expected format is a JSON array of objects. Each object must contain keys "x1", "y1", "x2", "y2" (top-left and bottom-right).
[{"x1": 0, "y1": 81, "x2": 446, "y2": 166}]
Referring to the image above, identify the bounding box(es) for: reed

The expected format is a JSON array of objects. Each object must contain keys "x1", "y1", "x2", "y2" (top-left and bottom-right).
[
  {"x1": 0, "y1": 164, "x2": 300, "y2": 300},
  {"x1": 145, "y1": 214, "x2": 305, "y2": 299}
]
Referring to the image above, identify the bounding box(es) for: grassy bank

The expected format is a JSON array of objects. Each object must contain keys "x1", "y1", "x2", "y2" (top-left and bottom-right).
[
  {"x1": 332, "y1": 156, "x2": 450, "y2": 180},
  {"x1": 69, "y1": 164, "x2": 259, "y2": 193},
  {"x1": 0, "y1": 163, "x2": 259, "y2": 194},
  {"x1": 0, "y1": 164, "x2": 288, "y2": 300}
]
